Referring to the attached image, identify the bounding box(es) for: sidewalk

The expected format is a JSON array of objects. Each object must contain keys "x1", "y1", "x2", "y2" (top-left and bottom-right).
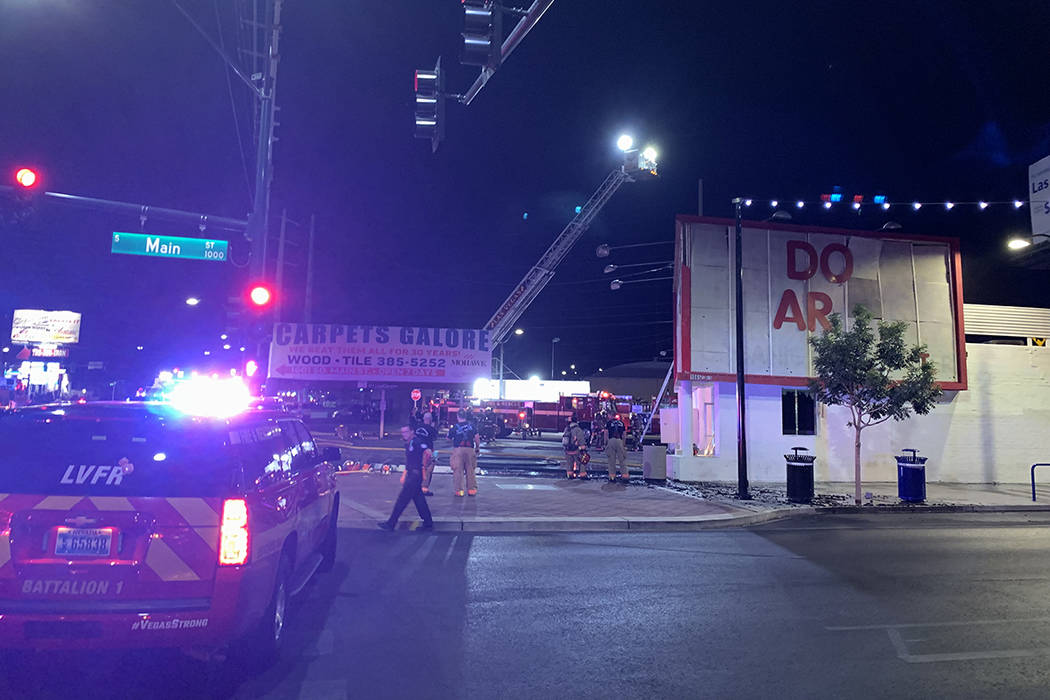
[
  {"x1": 335, "y1": 472, "x2": 770, "y2": 532},
  {"x1": 665, "y1": 480, "x2": 1050, "y2": 511},
  {"x1": 335, "y1": 472, "x2": 1050, "y2": 533}
]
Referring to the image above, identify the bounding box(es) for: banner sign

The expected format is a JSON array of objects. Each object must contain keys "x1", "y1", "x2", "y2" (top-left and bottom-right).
[
  {"x1": 674, "y1": 217, "x2": 966, "y2": 389},
  {"x1": 1030, "y1": 154, "x2": 1050, "y2": 239},
  {"x1": 11, "y1": 310, "x2": 82, "y2": 344},
  {"x1": 268, "y1": 324, "x2": 491, "y2": 384}
]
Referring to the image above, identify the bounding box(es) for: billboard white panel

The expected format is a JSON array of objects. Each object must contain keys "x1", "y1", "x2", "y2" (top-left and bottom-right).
[
  {"x1": 268, "y1": 324, "x2": 491, "y2": 384},
  {"x1": 11, "y1": 310, "x2": 82, "y2": 344},
  {"x1": 674, "y1": 218, "x2": 966, "y2": 389}
]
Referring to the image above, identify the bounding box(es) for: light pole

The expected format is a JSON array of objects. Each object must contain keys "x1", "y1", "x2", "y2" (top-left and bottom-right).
[
  {"x1": 732, "y1": 197, "x2": 750, "y2": 500},
  {"x1": 551, "y1": 337, "x2": 560, "y2": 380},
  {"x1": 498, "y1": 328, "x2": 526, "y2": 399}
]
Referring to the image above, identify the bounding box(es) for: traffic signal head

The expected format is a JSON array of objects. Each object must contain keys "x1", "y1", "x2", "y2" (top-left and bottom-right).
[
  {"x1": 461, "y1": 1, "x2": 502, "y2": 69},
  {"x1": 414, "y1": 57, "x2": 445, "y2": 153},
  {"x1": 15, "y1": 168, "x2": 39, "y2": 189},
  {"x1": 248, "y1": 284, "x2": 273, "y2": 308}
]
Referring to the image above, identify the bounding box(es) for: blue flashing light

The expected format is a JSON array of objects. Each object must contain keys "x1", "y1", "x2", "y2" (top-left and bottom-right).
[
  {"x1": 522, "y1": 212, "x2": 528, "y2": 220},
  {"x1": 167, "y1": 376, "x2": 251, "y2": 418},
  {"x1": 873, "y1": 195, "x2": 887, "y2": 204},
  {"x1": 574, "y1": 205, "x2": 582, "y2": 214},
  {"x1": 830, "y1": 193, "x2": 843, "y2": 203}
]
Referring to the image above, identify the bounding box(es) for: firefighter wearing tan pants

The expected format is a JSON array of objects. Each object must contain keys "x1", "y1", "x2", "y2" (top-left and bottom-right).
[
  {"x1": 604, "y1": 415, "x2": 629, "y2": 482},
  {"x1": 448, "y1": 409, "x2": 480, "y2": 496}
]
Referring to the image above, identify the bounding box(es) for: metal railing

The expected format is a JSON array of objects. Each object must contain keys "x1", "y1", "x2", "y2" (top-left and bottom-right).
[{"x1": 1031, "y1": 464, "x2": 1050, "y2": 501}]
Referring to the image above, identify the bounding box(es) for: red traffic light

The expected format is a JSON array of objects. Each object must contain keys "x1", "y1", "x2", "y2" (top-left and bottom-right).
[
  {"x1": 248, "y1": 285, "x2": 273, "y2": 307},
  {"x1": 15, "y1": 168, "x2": 38, "y2": 189}
]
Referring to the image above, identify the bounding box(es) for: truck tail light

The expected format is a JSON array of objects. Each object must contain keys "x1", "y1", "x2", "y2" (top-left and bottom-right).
[{"x1": 219, "y1": 499, "x2": 249, "y2": 566}]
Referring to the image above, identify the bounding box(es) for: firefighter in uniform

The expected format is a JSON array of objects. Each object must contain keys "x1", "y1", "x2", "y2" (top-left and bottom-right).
[
  {"x1": 420, "y1": 411, "x2": 439, "y2": 496},
  {"x1": 449, "y1": 408, "x2": 480, "y2": 496},
  {"x1": 562, "y1": 415, "x2": 588, "y2": 479},
  {"x1": 604, "y1": 414, "x2": 629, "y2": 482},
  {"x1": 378, "y1": 425, "x2": 434, "y2": 531}
]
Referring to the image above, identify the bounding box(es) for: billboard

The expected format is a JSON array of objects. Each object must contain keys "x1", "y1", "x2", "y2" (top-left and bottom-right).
[
  {"x1": 1030, "y1": 154, "x2": 1050, "y2": 239},
  {"x1": 11, "y1": 310, "x2": 82, "y2": 344},
  {"x1": 674, "y1": 217, "x2": 966, "y2": 390},
  {"x1": 268, "y1": 324, "x2": 491, "y2": 384}
]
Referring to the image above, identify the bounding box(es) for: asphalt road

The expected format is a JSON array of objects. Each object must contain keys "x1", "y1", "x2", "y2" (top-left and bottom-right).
[{"x1": 7, "y1": 512, "x2": 1050, "y2": 699}]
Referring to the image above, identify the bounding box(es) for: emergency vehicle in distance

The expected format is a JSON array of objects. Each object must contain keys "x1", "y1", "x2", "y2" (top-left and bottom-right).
[
  {"x1": 0, "y1": 376, "x2": 340, "y2": 666},
  {"x1": 435, "y1": 392, "x2": 662, "y2": 446}
]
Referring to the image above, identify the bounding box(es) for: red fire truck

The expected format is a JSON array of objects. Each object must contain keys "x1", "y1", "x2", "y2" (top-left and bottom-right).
[{"x1": 436, "y1": 392, "x2": 660, "y2": 444}]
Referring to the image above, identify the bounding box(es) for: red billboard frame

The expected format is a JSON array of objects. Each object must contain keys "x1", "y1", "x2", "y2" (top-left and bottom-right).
[{"x1": 674, "y1": 215, "x2": 967, "y2": 391}]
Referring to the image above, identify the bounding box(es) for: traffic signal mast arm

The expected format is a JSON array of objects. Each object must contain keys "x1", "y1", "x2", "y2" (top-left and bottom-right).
[
  {"x1": 462, "y1": 0, "x2": 556, "y2": 106},
  {"x1": 0, "y1": 184, "x2": 247, "y2": 233},
  {"x1": 485, "y1": 167, "x2": 630, "y2": 346}
]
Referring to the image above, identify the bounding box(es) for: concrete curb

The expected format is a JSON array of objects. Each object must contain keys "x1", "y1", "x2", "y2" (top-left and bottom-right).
[
  {"x1": 340, "y1": 506, "x2": 813, "y2": 533},
  {"x1": 814, "y1": 503, "x2": 1050, "y2": 514},
  {"x1": 338, "y1": 502, "x2": 1050, "y2": 533}
]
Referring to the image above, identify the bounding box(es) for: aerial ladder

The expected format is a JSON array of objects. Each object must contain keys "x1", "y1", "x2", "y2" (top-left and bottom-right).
[{"x1": 485, "y1": 147, "x2": 658, "y2": 394}]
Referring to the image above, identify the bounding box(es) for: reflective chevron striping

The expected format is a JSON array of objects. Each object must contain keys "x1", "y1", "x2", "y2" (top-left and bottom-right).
[
  {"x1": 33, "y1": 496, "x2": 85, "y2": 511},
  {"x1": 145, "y1": 537, "x2": 201, "y2": 581},
  {"x1": 194, "y1": 526, "x2": 219, "y2": 552},
  {"x1": 89, "y1": 497, "x2": 136, "y2": 511},
  {"x1": 165, "y1": 498, "x2": 219, "y2": 527}
]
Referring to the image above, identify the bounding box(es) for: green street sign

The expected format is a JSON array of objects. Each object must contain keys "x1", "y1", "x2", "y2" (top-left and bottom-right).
[{"x1": 111, "y1": 232, "x2": 228, "y2": 262}]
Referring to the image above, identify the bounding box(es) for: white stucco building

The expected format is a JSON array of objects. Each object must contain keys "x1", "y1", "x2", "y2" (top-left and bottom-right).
[{"x1": 666, "y1": 215, "x2": 1050, "y2": 484}]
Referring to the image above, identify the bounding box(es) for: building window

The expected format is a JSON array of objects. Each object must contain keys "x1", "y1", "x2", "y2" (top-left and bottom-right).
[{"x1": 782, "y1": 390, "x2": 815, "y2": 435}]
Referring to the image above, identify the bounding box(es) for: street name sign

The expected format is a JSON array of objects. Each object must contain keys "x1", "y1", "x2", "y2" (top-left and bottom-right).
[{"x1": 111, "y1": 232, "x2": 228, "y2": 262}]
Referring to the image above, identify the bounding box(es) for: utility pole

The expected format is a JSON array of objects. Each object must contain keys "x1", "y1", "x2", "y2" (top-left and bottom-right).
[
  {"x1": 246, "y1": 0, "x2": 283, "y2": 280},
  {"x1": 305, "y1": 214, "x2": 315, "y2": 322},
  {"x1": 275, "y1": 209, "x2": 288, "y2": 322}
]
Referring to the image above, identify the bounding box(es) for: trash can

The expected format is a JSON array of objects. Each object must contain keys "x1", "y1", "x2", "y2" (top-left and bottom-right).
[
  {"x1": 896, "y1": 448, "x2": 927, "y2": 503},
  {"x1": 784, "y1": 447, "x2": 815, "y2": 504}
]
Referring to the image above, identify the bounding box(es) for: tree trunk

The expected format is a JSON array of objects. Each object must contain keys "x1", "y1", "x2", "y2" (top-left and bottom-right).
[{"x1": 854, "y1": 424, "x2": 863, "y2": 505}]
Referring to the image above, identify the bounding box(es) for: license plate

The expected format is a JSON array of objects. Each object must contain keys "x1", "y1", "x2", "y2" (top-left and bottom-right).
[{"x1": 54, "y1": 528, "x2": 113, "y2": 557}]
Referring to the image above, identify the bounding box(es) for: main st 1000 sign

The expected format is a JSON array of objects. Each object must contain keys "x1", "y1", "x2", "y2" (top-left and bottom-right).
[{"x1": 674, "y1": 218, "x2": 965, "y2": 389}]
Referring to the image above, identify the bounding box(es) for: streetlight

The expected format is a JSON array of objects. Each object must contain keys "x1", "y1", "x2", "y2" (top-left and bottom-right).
[
  {"x1": 185, "y1": 297, "x2": 200, "y2": 306},
  {"x1": 604, "y1": 260, "x2": 673, "y2": 274},
  {"x1": 616, "y1": 134, "x2": 634, "y2": 151},
  {"x1": 1007, "y1": 234, "x2": 1049, "y2": 250},
  {"x1": 596, "y1": 241, "x2": 673, "y2": 259},
  {"x1": 514, "y1": 328, "x2": 524, "y2": 335},
  {"x1": 551, "y1": 337, "x2": 560, "y2": 380}
]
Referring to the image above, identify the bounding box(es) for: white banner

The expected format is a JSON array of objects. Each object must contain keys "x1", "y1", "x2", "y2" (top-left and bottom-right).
[
  {"x1": 1030, "y1": 154, "x2": 1050, "y2": 239},
  {"x1": 11, "y1": 310, "x2": 82, "y2": 344},
  {"x1": 268, "y1": 324, "x2": 491, "y2": 384}
]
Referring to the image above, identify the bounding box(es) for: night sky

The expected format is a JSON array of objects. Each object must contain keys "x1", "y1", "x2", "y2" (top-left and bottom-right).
[{"x1": 2, "y1": 0, "x2": 1048, "y2": 387}]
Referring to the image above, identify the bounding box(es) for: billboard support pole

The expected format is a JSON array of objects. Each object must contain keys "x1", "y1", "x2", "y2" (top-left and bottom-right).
[{"x1": 732, "y1": 198, "x2": 751, "y2": 500}]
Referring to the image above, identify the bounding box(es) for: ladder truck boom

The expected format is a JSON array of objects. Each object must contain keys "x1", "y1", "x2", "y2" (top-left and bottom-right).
[{"x1": 485, "y1": 162, "x2": 647, "y2": 347}]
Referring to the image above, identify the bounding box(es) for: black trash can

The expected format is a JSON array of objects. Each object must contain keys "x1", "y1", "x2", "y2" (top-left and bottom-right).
[
  {"x1": 785, "y1": 447, "x2": 815, "y2": 504},
  {"x1": 896, "y1": 448, "x2": 928, "y2": 503}
]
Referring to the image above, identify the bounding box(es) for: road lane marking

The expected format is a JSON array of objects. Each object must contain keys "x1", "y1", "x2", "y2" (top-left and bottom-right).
[{"x1": 826, "y1": 617, "x2": 1050, "y2": 631}]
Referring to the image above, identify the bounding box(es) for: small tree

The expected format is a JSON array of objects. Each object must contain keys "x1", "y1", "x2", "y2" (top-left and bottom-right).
[{"x1": 809, "y1": 305, "x2": 942, "y2": 505}]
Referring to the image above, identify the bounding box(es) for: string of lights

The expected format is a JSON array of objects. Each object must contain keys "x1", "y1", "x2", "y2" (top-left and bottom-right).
[{"x1": 739, "y1": 196, "x2": 1048, "y2": 212}]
